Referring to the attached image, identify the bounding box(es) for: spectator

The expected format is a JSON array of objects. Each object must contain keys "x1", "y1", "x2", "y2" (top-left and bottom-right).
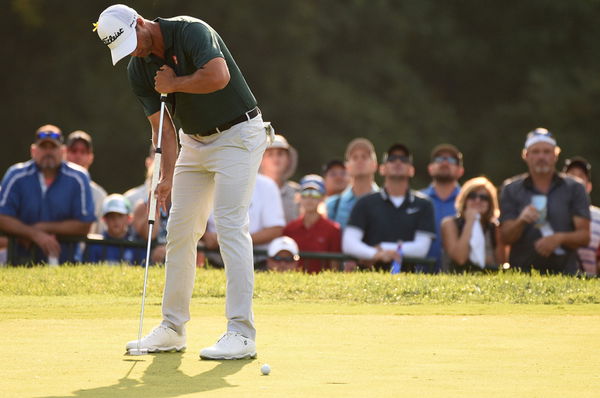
[
  {"x1": 131, "y1": 199, "x2": 170, "y2": 264},
  {"x1": 66, "y1": 130, "x2": 107, "y2": 234},
  {"x1": 499, "y1": 128, "x2": 590, "y2": 274},
  {"x1": 441, "y1": 177, "x2": 506, "y2": 272},
  {"x1": 260, "y1": 133, "x2": 300, "y2": 223},
  {"x1": 563, "y1": 156, "x2": 600, "y2": 276},
  {"x1": 265, "y1": 236, "x2": 300, "y2": 272},
  {"x1": 322, "y1": 159, "x2": 349, "y2": 198},
  {"x1": 127, "y1": 147, "x2": 173, "y2": 265},
  {"x1": 420, "y1": 144, "x2": 464, "y2": 273},
  {"x1": 203, "y1": 174, "x2": 285, "y2": 268},
  {"x1": 123, "y1": 145, "x2": 155, "y2": 207},
  {"x1": 326, "y1": 138, "x2": 379, "y2": 229},
  {"x1": 283, "y1": 174, "x2": 341, "y2": 273},
  {"x1": 0, "y1": 124, "x2": 95, "y2": 264},
  {"x1": 342, "y1": 143, "x2": 435, "y2": 272},
  {"x1": 85, "y1": 194, "x2": 145, "y2": 265}
]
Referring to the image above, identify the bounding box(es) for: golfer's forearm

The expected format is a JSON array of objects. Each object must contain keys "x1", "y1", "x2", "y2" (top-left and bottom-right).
[
  {"x1": 173, "y1": 58, "x2": 230, "y2": 94},
  {"x1": 160, "y1": 134, "x2": 177, "y2": 180},
  {"x1": 153, "y1": 117, "x2": 177, "y2": 180}
]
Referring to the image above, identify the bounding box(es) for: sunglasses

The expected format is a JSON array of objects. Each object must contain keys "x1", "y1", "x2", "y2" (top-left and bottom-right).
[
  {"x1": 301, "y1": 190, "x2": 323, "y2": 198},
  {"x1": 386, "y1": 154, "x2": 411, "y2": 164},
  {"x1": 433, "y1": 156, "x2": 459, "y2": 165},
  {"x1": 270, "y1": 255, "x2": 297, "y2": 262},
  {"x1": 36, "y1": 131, "x2": 62, "y2": 141},
  {"x1": 466, "y1": 192, "x2": 491, "y2": 202}
]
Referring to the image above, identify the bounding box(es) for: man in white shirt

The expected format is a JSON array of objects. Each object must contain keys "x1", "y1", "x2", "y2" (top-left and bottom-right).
[{"x1": 203, "y1": 174, "x2": 285, "y2": 268}]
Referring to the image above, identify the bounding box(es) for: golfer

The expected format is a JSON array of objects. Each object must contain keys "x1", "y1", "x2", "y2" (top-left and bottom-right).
[{"x1": 96, "y1": 4, "x2": 267, "y2": 359}]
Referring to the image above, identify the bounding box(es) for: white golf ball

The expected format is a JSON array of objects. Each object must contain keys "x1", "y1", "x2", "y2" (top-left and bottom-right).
[{"x1": 261, "y1": 364, "x2": 271, "y2": 375}]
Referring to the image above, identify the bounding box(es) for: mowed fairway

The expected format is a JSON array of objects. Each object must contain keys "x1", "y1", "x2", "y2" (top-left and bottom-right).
[{"x1": 1, "y1": 267, "x2": 600, "y2": 398}]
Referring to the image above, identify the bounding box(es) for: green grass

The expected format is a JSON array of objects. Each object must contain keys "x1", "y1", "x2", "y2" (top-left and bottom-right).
[
  {"x1": 1, "y1": 265, "x2": 600, "y2": 305},
  {"x1": 1, "y1": 265, "x2": 600, "y2": 398}
]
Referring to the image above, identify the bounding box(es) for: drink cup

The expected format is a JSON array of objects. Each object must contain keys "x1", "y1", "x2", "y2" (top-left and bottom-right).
[{"x1": 531, "y1": 194, "x2": 547, "y2": 227}]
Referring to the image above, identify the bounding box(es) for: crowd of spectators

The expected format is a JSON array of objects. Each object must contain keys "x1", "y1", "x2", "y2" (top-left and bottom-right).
[{"x1": 0, "y1": 123, "x2": 598, "y2": 276}]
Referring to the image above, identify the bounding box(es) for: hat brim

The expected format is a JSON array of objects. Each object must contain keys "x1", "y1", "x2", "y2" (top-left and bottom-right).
[
  {"x1": 301, "y1": 184, "x2": 325, "y2": 194},
  {"x1": 110, "y1": 30, "x2": 138, "y2": 65},
  {"x1": 35, "y1": 138, "x2": 61, "y2": 147}
]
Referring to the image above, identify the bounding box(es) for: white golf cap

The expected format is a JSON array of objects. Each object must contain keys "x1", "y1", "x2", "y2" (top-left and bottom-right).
[
  {"x1": 267, "y1": 236, "x2": 299, "y2": 258},
  {"x1": 524, "y1": 127, "x2": 557, "y2": 149},
  {"x1": 96, "y1": 4, "x2": 139, "y2": 65},
  {"x1": 102, "y1": 194, "x2": 132, "y2": 216}
]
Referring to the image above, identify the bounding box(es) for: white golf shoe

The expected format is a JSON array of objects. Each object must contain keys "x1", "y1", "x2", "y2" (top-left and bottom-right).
[
  {"x1": 199, "y1": 331, "x2": 257, "y2": 360},
  {"x1": 126, "y1": 325, "x2": 186, "y2": 353}
]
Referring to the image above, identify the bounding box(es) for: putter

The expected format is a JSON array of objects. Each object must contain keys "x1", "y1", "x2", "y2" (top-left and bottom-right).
[{"x1": 128, "y1": 93, "x2": 167, "y2": 356}]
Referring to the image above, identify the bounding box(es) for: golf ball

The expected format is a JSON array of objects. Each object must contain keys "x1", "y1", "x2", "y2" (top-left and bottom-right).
[{"x1": 261, "y1": 364, "x2": 271, "y2": 375}]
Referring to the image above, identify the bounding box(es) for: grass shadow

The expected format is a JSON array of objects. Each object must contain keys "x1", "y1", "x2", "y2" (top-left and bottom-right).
[{"x1": 39, "y1": 352, "x2": 253, "y2": 398}]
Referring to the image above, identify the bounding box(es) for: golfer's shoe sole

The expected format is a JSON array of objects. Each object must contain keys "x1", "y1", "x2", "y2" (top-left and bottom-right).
[
  {"x1": 200, "y1": 352, "x2": 257, "y2": 360},
  {"x1": 126, "y1": 345, "x2": 186, "y2": 354}
]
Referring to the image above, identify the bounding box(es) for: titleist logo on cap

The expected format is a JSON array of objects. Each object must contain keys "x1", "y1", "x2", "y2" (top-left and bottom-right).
[{"x1": 102, "y1": 28, "x2": 124, "y2": 45}]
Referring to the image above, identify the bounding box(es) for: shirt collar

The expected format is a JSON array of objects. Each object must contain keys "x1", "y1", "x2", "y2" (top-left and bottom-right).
[
  {"x1": 380, "y1": 187, "x2": 413, "y2": 204},
  {"x1": 523, "y1": 172, "x2": 564, "y2": 191},
  {"x1": 156, "y1": 18, "x2": 174, "y2": 52},
  {"x1": 143, "y1": 18, "x2": 174, "y2": 64},
  {"x1": 34, "y1": 160, "x2": 65, "y2": 175}
]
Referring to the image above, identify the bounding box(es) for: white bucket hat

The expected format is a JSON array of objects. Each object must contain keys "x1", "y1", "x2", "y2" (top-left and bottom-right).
[{"x1": 96, "y1": 4, "x2": 139, "y2": 65}]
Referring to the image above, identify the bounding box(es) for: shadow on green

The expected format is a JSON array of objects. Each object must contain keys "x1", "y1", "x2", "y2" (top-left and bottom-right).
[{"x1": 40, "y1": 353, "x2": 253, "y2": 398}]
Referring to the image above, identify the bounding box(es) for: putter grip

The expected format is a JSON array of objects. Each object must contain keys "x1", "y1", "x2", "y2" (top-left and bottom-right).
[{"x1": 147, "y1": 151, "x2": 162, "y2": 223}]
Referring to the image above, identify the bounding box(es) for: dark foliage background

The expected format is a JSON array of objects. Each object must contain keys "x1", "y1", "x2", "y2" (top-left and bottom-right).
[{"x1": 3, "y1": 0, "x2": 599, "y2": 202}]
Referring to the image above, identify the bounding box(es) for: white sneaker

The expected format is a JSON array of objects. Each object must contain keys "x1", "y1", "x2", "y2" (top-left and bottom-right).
[
  {"x1": 126, "y1": 325, "x2": 186, "y2": 353},
  {"x1": 199, "y1": 331, "x2": 257, "y2": 360}
]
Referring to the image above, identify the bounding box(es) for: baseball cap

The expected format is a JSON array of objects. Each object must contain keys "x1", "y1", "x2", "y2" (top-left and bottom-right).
[
  {"x1": 563, "y1": 156, "x2": 592, "y2": 179},
  {"x1": 34, "y1": 124, "x2": 63, "y2": 146},
  {"x1": 268, "y1": 134, "x2": 291, "y2": 150},
  {"x1": 430, "y1": 143, "x2": 463, "y2": 165},
  {"x1": 524, "y1": 127, "x2": 557, "y2": 149},
  {"x1": 382, "y1": 143, "x2": 412, "y2": 164},
  {"x1": 265, "y1": 133, "x2": 298, "y2": 180},
  {"x1": 96, "y1": 4, "x2": 139, "y2": 65},
  {"x1": 345, "y1": 138, "x2": 376, "y2": 161},
  {"x1": 67, "y1": 130, "x2": 93, "y2": 150},
  {"x1": 102, "y1": 194, "x2": 132, "y2": 216},
  {"x1": 267, "y1": 236, "x2": 299, "y2": 258},
  {"x1": 322, "y1": 159, "x2": 345, "y2": 174},
  {"x1": 300, "y1": 174, "x2": 326, "y2": 195}
]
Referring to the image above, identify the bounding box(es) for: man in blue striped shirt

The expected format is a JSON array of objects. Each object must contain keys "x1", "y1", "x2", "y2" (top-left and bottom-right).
[{"x1": 0, "y1": 125, "x2": 95, "y2": 265}]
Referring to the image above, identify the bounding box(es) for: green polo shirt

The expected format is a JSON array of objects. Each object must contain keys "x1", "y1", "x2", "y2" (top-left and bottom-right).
[{"x1": 127, "y1": 17, "x2": 257, "y2": 135}]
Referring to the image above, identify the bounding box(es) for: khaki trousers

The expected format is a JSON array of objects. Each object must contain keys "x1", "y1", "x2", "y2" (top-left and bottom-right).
[{"x1": 160, "y1": 115, "x2": 266, "y2": 340}]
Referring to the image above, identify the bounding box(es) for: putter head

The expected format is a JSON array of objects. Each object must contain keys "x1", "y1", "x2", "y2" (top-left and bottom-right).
[{"x1": 127, "y1": 348, "x2": 149, "y2": 356}]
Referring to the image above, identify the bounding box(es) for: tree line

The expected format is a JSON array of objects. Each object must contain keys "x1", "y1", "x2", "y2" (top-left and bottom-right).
[{"x1": 3, "y1": 0, "x2": 600, "y2": 202}]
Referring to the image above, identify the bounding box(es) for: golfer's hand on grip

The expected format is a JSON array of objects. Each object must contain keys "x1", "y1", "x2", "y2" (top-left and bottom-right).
[
  {"x1": 155, "y1": 177, "x2": 172, "y2": 214},
  {"x1": 154, "y1": 65, "x2": 176, "y2": 94}
]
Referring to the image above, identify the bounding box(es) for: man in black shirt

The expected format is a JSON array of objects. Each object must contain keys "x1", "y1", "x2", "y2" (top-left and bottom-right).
[{"x1": 343, "y1": 143, "x2": 435, "y2": 271}]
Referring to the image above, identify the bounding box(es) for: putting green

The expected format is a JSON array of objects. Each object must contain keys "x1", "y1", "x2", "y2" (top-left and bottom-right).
[{"x1": 1, "y1": 298, "x2": 599, "y2": 398}]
